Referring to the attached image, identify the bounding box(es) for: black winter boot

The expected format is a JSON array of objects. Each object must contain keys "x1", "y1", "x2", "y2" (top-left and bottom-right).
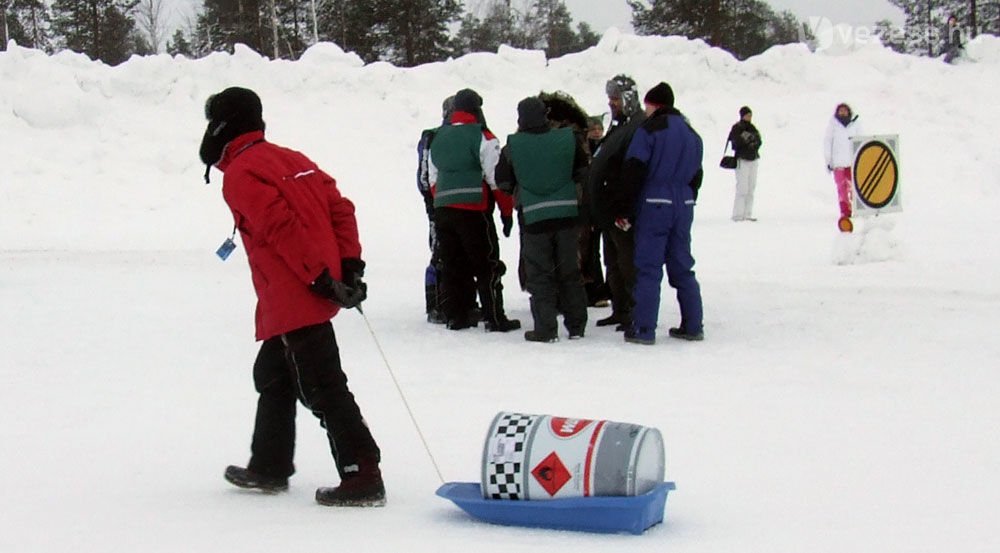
[
  {"x1": 484, "y1": 317, "x2": 521, "y2": 332},
  {"x1": 224, "y1": 465, "x2": 289, "y2": 493},
  {"x1": 315, "y1": 464, "x2": 386, "y2": 507},
  {"x1": 668, "y1": 327, "x2": 704, "y2": 341}
]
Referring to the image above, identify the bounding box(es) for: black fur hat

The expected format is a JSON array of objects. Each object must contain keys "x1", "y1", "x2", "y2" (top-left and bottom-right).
[
  {"x1": 199, "y1": 87, "x2": 266, "y2": 168},
  {"x1": 453, "y1": 88, "x2": 483, "y2": 114}
]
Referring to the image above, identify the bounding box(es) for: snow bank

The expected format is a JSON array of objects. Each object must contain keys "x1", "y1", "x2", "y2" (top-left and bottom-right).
[{"x1": 2, "y1": 33, "x2": 999, "y2": 275}]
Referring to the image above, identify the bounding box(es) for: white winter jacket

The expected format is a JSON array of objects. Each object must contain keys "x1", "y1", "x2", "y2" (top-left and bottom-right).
[{"x1": 823, "y1": 115, "x2": 864, "y2": 169}]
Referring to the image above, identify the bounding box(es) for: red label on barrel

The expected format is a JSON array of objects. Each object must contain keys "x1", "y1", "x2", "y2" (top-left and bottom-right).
[
  {"x1": 531, "y1": 452, "x2": 572, "y2": 496},
  {"x1": 549, "y1": 417, "x2": 592, "y2": 438}
]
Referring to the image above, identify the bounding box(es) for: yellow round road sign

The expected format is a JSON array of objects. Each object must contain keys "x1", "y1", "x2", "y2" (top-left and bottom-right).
[{"x1": 853, "y1": 141, "x2": 899, "y2": 209}]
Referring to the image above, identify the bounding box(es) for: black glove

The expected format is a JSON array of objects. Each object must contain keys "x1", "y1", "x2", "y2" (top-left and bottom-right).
[
  {"x1": 341, "y1": 258, "x2": 366, "y2": 287},
  {"x1": 501, "y1": 215, "x2": 513, "y2": 238},
  {"x1": 310, "y1": 267, "x2": 366, "y2": 310}
]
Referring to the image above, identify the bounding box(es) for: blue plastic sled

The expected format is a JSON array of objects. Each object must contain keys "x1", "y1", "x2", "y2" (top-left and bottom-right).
[{"x1": 435, "y1": 482, "x2": 676, "y2": 535}]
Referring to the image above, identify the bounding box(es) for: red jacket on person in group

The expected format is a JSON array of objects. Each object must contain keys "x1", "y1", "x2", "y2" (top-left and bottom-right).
[{"x1": 217, "y1": 130, "x2": 361, "y2": 341}]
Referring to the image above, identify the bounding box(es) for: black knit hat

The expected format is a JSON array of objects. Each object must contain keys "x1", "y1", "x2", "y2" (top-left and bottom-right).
[
  {"x1": 453, "y1": 88, "x2": 483, "y2": 113},
  {"x1": 739, "y1": 106, "x2": 752, "y2": 117},
  {"x1": 516, "y1": 96, "x2": 548, "y2": 131},
  {"x1": 199, "y1": 87, "x2": 266, "y2": 175},
  {"x1": 643, "y1": 82, "x2": 674, "y2": 108}
]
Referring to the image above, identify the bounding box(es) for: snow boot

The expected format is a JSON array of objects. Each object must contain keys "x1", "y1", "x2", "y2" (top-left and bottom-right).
[
  {"x1": 224, "y1": 465, "x2": 288, "y2": 493},
  {"x1": 447, "y1": 316, "x2": 478, "y2": 330},
  {"x1": 315, "y1": 464, "x2": 386, "y2": 507},
  {"x1": 524, "y1": 330, "x2": 558, "y2": 343},
  {"x1": 484, "y1": 317, "x2": 521, "y2": 333},
  {"x1": 668, "y1": 327, "x2": 704, "y2": 341},
  {"x1": 596, "y1": 313, "x2": 626, "y2": 326},
  {"x1": 624, "y1": 327, "x2": 656, "y2": 345}
]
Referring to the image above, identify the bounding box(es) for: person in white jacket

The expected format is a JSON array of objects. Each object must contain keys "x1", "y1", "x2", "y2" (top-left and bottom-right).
[{"x1": 823, "y1": 103, "x2": 863, "y2": 218}]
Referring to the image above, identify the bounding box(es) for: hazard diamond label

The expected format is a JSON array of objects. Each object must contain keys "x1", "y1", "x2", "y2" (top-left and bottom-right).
[{"x1": 531, "y1": 451, "x2": 572, "y2": 497}]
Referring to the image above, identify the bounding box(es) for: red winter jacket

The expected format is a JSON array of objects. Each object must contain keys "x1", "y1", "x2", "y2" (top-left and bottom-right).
[{"x1": 218, "y1": 131, "x2": 361, "y2": 341}]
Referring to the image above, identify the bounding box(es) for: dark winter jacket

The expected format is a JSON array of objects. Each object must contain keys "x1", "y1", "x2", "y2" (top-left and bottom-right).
[
  {"x1": 218, "y1": 131, "x2": 361, "y2": 341},
  {"x1": 727, "y1": 120, "x2": 762, "y2": 161},
  {"x1": 946, "y1": 23, "x2": 963, "y2": 50},
  {"x1": 618, "y1": 108, "x2": 703, "y2": 218},
  {"x1": 416, "y1": 128, "x2": 438, "y2": 217},
  {"x1": 586, "y1": 112, "x2": 647, "y2": 229}
]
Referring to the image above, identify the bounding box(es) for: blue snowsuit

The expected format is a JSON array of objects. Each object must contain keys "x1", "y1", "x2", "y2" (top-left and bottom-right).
[{"x1": 622, "y1": 109, "x2": 704, "y2": 339}]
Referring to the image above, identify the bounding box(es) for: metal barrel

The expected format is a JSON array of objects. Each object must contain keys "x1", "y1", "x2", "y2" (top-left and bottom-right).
[{"x1": 481, "y1": 412, "x2": 664, "y2": 501}]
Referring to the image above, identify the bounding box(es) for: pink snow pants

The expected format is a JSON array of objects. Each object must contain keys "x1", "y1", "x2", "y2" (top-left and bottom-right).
[{"x1": 833, "y1": 167, "x2": 852, "y2": 217}]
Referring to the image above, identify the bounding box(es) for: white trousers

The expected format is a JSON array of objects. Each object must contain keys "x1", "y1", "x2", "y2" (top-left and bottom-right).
[{"x1": 732, "y1": 159, "x2": 758, "y2": 220}]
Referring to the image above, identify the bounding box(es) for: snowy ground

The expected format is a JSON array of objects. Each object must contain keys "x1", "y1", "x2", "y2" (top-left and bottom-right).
[{"x1": 2, "y1": 32, "x2": 1000, "y2": 552}]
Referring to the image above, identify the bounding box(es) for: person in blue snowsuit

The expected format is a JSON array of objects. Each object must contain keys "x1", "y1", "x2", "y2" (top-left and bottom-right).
[{"x1": 616, "y1": 82, "x2": 705, "y2": 345}]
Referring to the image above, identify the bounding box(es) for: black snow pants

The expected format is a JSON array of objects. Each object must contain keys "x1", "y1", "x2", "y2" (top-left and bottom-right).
[
  {"x1": 434, "y1": 206, "x2": 509, "y2": 326},
  {"x1": 522, "y1": 226, "x2": 588, "y2": 337},
  {"x1": 246, "y1": 322, "x2": 380, "y2": 480}
]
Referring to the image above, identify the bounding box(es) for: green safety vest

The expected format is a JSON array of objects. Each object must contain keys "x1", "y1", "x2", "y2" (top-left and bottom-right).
[
  {"x1": 507, "y1": 127, "x2": 578, "y2": 225},
  {"x1": 431, "y1": 124, "x2": 486, "y2": 208}
]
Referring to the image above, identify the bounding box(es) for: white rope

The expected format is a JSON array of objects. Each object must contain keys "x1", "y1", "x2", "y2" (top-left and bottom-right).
[{"x1": 359, "y1": 309, "x2": 446, "y2": 485}]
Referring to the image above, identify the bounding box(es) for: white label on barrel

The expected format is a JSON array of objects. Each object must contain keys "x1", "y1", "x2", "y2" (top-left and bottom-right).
[{"x1": 488, "y1": 436, "x2": 519, "y2": 463}]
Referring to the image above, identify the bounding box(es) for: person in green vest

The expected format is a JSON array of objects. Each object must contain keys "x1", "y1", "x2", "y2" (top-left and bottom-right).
[
  {"x1": 496, "y1": 96, "x2": 589, "y2": 342},
  {"x1": 428, "y1": 88, "x2": 520, "y2": 332}
]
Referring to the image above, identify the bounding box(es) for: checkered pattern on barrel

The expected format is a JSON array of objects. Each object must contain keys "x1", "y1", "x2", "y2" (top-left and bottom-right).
[{"x1": 484, "y1": 413, "x2": 538, "y2": 500}]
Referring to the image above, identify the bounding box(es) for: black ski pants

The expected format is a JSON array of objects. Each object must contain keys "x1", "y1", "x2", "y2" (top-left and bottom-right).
[
  {"x1": 246, "y1": 322, "x2": 379, "y2": 480},
  {"x1": 603, "y1": 224, "x2": 636, "y2": 323},
  {"x1": 522, "y1": 226, "x2": 588, "y2": 337},
  {"x1": 434, "y1": 206, "x2": 508, "y2": 325}
]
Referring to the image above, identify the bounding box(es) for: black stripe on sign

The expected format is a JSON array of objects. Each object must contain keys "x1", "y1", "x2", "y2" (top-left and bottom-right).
[{"x1": 860, "y1": 149, "x2": 890, "y2": 199}]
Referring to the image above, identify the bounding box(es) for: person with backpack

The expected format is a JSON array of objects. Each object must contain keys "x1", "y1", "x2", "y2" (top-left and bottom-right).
[{"x1": 727, "y1": 106, "x2": 762, "y2": 222}]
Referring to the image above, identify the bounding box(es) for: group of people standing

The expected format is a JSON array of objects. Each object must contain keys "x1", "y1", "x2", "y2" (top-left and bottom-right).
[{"x1": 418, "y1": 76, "x2": 706, "y2": 345}]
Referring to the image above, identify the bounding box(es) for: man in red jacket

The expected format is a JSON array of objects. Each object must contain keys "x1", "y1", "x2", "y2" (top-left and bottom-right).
[{"x1": 199, "y1": 87, "x2": 384, "y2": 507}]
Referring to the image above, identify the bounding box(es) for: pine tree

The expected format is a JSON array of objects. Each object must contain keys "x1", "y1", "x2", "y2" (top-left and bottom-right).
[
  {"x1": 628, "y1": 0, "x2": 807, "y2": 60},
  {"x1": 2, "y1": 0, "x2": 53, "y2": 51},
  {"x1": 889, "y1": 0, "x2": 946, "y2": 55},
  {"x1": 378, "y1": 0, "x2": 462, "y2": 66},
  {"x1": 194, "y1": 0, "x2": 268, "y2": 56},
  {"x1": 874, "y1": 18, "x2": 907, "y2": 52},
  {"x1": 527, "y1": 0, "x2": 578, "y2": 57},
  {"x1": 51, "y1": 0, "x2": 140, "y2": 64},
  {"x1": 314, "y1": 0, "x2": 382, "y2": 62},
  {"x1": 453, "y1": 0, "x2": 596, "y2": 58},
  {"x1": 166, "y1": 28, "x2": 193, "y2": 56},
  {"x1": 452, "y1": 0, "x2": 525, "y2": 55},
  {"x1": 575, "y1": 21, "x2": 600, "y2": 50}
]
